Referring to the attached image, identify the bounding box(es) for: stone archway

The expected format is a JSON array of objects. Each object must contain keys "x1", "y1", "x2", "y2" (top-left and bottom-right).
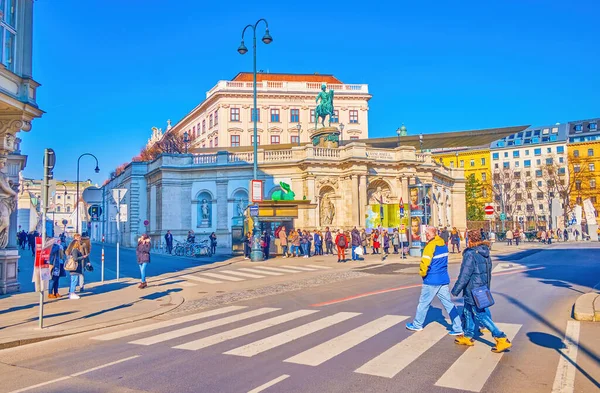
[{"x1": 367, "y1": 179, "x2": 392, "y2": 205}]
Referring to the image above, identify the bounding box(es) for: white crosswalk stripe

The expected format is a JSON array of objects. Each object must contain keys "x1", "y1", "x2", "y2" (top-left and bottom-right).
[
  {"x1": 284, "y1": 315, "x2": 408, "y2": 366},
  {"x1": 129, "y1": 308, "x2": 280, "y2": 346},
  {"x1": 201, "y1": 272, "x2": 246, "y2": 282},
  {"x1": 238, "y1": 268, "x2": 283, "y2": 276},
  {"x1": 219, "y1": 270, "x2": 266, "y2": 279},
  {"x1": 281, "y1": 265, "x2": 318, "y2": 271},
  {"x1": 435, "y1": 323, "x2": 522, "y2": 392},
  {"x1": 91, "y1": 306, "x2": 247, "y2": 341},
  {"x1": 251, "y1": 266, "x2": 302, "y2": 274},
  {"x1": 181, "y1": 274, "x2": 222, "y2": 284},
  {"x1": 174, "y1": 310, "x2": 319, "y2": 351},
  {"x1": 224, "y1": 312, "x2": 360, "y2": 357},
  {"x1": 172, "y1": 281, "x2": 197, "y2": 287},
  {"x1": 305, "y1": 264, "x2": 332, "y2": 270},
  {"x1": 354, "y1": 322, "x2": 449, "y2": 378}
]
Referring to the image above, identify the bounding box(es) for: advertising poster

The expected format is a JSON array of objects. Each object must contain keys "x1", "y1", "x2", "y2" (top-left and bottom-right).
[
  {"x1": 366, "y1": 203, "x2": 409, "y2": 230},
  {"x1": 409, "y1": 185, "x2": 425, "y2": 247}
]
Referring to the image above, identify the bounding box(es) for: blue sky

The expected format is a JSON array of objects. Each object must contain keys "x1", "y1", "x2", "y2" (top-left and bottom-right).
[{"x1": 21, "y1": 0, "x2": 600, "y2": 184}]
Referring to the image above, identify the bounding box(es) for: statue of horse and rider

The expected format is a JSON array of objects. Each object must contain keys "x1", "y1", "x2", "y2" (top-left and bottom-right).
[{"x1": 314, "y1": 83, "x2": 335, "y2": 129}]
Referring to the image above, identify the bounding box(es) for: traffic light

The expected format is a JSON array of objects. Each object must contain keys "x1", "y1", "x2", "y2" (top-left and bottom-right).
[{"x1": 44, "y1": 148, "x2": 56, "y2": 180}]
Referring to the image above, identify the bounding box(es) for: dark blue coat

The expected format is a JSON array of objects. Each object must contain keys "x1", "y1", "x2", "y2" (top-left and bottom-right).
[{"x1": 451, "y1": 245, "x2": 492, "y2": 305}]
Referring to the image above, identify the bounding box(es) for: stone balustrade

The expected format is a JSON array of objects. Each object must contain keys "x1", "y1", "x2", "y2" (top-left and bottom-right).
[{"x1": 206, "y1": 80, "x2": 369, "y2": 98}]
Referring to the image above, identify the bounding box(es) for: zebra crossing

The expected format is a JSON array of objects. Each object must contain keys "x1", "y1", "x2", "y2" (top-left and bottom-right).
[
  {"x1": 167, "y1": 264, "x2": 332, "y2": 287},
  {"x1": 91, "y1": 305, "x2": 521, "y2": 392}
]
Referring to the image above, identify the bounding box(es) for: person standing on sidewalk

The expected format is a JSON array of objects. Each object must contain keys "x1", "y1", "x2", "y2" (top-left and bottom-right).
[
  {"x1": 324, "y1": 227, "x2": 333, "y2": 255},
  {"x1": 209, "y1": 232, "x2": 217, "y2": 255},
  {"x1": 164, "y1": 230, "x2": 173, "y2": 254},
  {"x1": 48, "y1": 240, "x2": 66, "y2": 299},
  {"x1": 406, "y1": 226, "x2": 463, "y2": 336},
  {"x1": 452, "y1": 230, "x2": 512, "y2": 353},
  {"x1": 505, "y1": 229, "x2": 514, "y2": 246},
  {"x1": 279, "y1": 226, "x2": 288, "y2": 258},
  {"x1": 66, "y1": 237, "x2": 88, "y2": 300},
  {"x1": 450, "y1": 227, "x2": 461, "y2": 253},
  {"x1": 360, "y1": 228, "x2": 368, "y2": 255},
  {"x1": 351, "y1": 227, "x2": 361, "y2": 261},
  {"x1": 440, "y1": 227, "x2": 449, "y2": 246},
  {"x1": 372, "y1": 230, "x2": 380, "y2": 254},
  {"x1": 382, "y1": 230, "x2": 390, "y2": 255},
  {"x1": 262, "y1": 231, "x2": 271, "y2": 260},
  {"x1": 335, "y1": 229, "x2": 348, "y2": 263},
  {"x1": 244, "y1": 232, "x2": 251, "y2": 259},
  {"x1": 314, "y1": 230, "x2": 323, "y2": 256},
  {"x1": 136, "y1": 234, "x2": 151, "y2": 289}
]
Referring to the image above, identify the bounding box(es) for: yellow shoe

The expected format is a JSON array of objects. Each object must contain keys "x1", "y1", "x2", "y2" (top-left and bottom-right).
[
  {"x1": 479, "y1": 328, "x2": 490, "y2": 334},
  {"x1": 491, "y1": 337, "x2": 512, "y2": 353},
  {"x1": 454, "y1": 335, "x2": 475, "y2": 346}
]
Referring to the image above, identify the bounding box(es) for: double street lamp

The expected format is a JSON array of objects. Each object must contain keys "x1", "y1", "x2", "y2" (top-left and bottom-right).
[
  {"x1": 238, "y1": 19, "x2": 272, "y2": 262},
  {"x1": 76, "y1": 153, "x2": 100, "y2": 234},
  {"x1": 396, "y1": 124, "x2": 407, "y2": 146},
  {"x1": 183, "y1": 131, "x2": 190, "y2": 154}
]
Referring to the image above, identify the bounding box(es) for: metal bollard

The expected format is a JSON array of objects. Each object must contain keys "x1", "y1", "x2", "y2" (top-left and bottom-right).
[{"x1": 101, "y1": 247, "x2": 105, "y2": 282}]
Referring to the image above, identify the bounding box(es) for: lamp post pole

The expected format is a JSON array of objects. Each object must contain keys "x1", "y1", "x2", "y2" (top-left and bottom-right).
[
  {"x1": 396, "y1": 124, "x2": 407, "y2": 147},
  {"x1": 296, "y1": 123, "x2": 301, "y2": 146},
  {"x1": 76, "y1": 153, "x2": 100, "y2": 234},
  {"x1": 239, "y1": 19, "x2": 272, "y2": 262},
  {"x1": 340, "y1": 123, "x2": 345, "y2": 142},
  {"x1": 419, "y1": 134, "x2": 423, "y2": 153},
  {"x1": 455, "y1": 151, "x2": 459, "y2": 167},
  {"x1": 183, "y1": 131, "x2": 190, "y2": 154}
]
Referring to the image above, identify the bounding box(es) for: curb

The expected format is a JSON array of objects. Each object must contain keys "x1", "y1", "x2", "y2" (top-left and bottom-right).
[
  {"x1": 573, "y1": 292, "x2": 600, "y2": 322},
  {"x1": 0, "y1": 293, "x2": 185, "y2": 351}
]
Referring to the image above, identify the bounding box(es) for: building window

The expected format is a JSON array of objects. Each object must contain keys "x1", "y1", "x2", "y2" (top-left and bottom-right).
[
  {"x1": 546, "y1": 158, "x2": 553, "y2": 165},
  {"x1": 310, "y1": 109, "x2": 315, "y2": 123},
  {"x1": 534, "y1": 148, "x2": 541, "y2": 156},
  {"x1": 1, "y1": 16, "x2": 16, "y2": 72},
  {"x1": 251, "y1": 135, "x2": 260, "y2": 145},
  {"x1": 558, "y1": 167, "x2": 566, "y2": 175},
  {"x1": 290, "y1": 109, "x2": 300, "y2": 123},
  {"x1": 67, "y1": 195, "x2": 71, "y2": 200},
  {"x1": 503, "y1": 162, "x2": 510, "y2": 169},
  {"x1": 536, "y1": 159, "x2": 541, "y2": 166},
  {"x1": 573, "y1": 149, "x2": 579, "y2": 158},
  {"x1": 214, "y1": 110, "x2": 218, "y2": 125},
  {"x1": 481, "y1": 172, "x2": 486, "y2": 181},
  {"x1": 559, "y1": 157, "x2": 564, "y2": 164},
  {"x1": 513, "y1": 151, "x2": 520, "y2": 158},
  {"x1": 214, "y1": 136, "x2": 218, "y2": 147},
  {"x1": 515, "y1": 161, "x2": 520, "y2": 167},
  {"x1": 209, "y1": 139, "x2": 213, "y2": 148},
  {"x1": 230, "y1": 135, "x2": 240, "y2": 147},
  {"x1": 270, "y1": 135, "x2": 280, "y2": 144},
  {"x1": 209, "y1": 114, "x2": 214, "y2": 128},
  {"x1": 504, "y1": 152, "x2": 509, "y2": 158},
  {"x1": 481, "y1": 158, "x2": 486, "y2": 165},
  {"x1": 349, "y1": 110, "x2": 359, "y2": 124},
  {"x1": 494, "y1": 163, "x2": 499, "y2": 169},
  {"x1": 56, "y1": 206, "x2": 61, "y2": 212},
  {"x1": 591, "y1": 179, "x2": 597, "y2": 189},
  {"x1": 459, "y1": 160, "x2": 464, "y2": 168},
  {"x1": 574, "y1": 124, "x2": 583, "y2": 132},
  {"x1": 66, "y1": 206, "x2": 71, "y2": 212},
  {"x1": 291, "y1": 135, "x2": 299, "y2": 144},
  {"x1": 470, "y1": 159, "x2": 475, "y2": 167},
  {"x1": 251, "y1": 108, "x2": 260, "y2": 122},
  {"x1": 574, "y1": 164, "x2": 581, "y2": 173},
  {"x1": 450, "y1": 162, "x2": 455, "y2": 168},
  {"x1": 575, "y1": 180, "x2": 581, "y2": 190},
  {"x1": 331, "y1": 110, "x2": 339, "y2": 123},
  {"x1": 588, "y1": 148, "x2": 594, "y2": 157},
  {"x1": 270, "y1": 109, "x2": 280, "y2": 122},
  {"x1": 546, "y1": 147, "x2": 551, "y2": 153},
  {"x1": 592, "y1": 196, "x2": 597, "y2": 203},
  {"x1": 590, "y1": 123, "x2": 598, "y2": 131},
  {"x1": 590, "y1": 163, "x2": 596, "y2": 172},
  {"x1": 492, "y1": 153, "x2": 499, "y2": 160},
  {"x1": 230, "y1": 108, "x2": 240, "y2": 122},
  {"x1": 535, "y1": 169, "x2": 542, "y2": 177},
  {"x1": 202, "y1": 120, "x2": 206, "y2": 133}
]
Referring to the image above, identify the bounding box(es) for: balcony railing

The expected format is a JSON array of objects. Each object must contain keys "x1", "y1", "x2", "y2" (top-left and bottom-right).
[{"x1": 206, "y1": 80, "x2": 369, "y2": 98}]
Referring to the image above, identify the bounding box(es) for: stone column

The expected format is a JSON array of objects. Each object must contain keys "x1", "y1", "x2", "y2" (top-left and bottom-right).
[
  {"x1": 359, "y1": 175, "x2": 368, "y2": 227},
  {"x1": 351, "y1": 175, "x2": 359, "y2": 225},
  {"x1": 306, "y1": 176, "x2": 316, "y2": 228},
  {"x1": 215, "y1": 180, "x2": 230, "y2": 251}
]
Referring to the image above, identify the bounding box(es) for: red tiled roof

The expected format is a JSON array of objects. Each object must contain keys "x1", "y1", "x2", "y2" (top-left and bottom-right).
[{"x1": 232, "y1": 72, "x2": 343, "y2": 84}]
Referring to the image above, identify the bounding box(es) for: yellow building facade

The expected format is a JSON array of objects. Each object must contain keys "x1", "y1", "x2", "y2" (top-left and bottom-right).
[
  {"x1": 567, "y1": 141, "x2": 600, "y2": 215},
  {"x1": 433, "y1": 148, "x2": 492, "y2": 204}
]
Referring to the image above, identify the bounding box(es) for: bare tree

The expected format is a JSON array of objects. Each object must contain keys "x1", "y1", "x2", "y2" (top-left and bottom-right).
[{"x1": 492, "y1": 167, "x2": 522, "y2": 221}]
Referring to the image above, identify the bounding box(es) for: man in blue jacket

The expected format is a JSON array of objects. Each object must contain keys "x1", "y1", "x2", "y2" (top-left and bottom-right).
[{"x1": 406, "y1": 226, "x2": 463, "y2": 335}]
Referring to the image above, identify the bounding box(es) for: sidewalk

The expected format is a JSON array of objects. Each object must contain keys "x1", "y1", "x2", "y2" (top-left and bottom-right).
[{"x1": 0, "y1": 240, "x2": 555, "y2": 350}]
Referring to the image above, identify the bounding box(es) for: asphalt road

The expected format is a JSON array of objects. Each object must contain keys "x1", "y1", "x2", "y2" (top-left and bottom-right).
[{"x1": 3, "y1": 243, "x2": 600, "y2": 393}]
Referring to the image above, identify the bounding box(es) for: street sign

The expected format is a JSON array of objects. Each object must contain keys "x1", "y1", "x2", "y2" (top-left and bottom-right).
[
  {"x1": 249, "y1": 205, "x2": 259, "y2": 217},
  {"x1": 112, "y1": 188, "x2": 127, "y2": 203},
  {"x1": 500, "y1": 212, "x2": 507, "y2": 221},
  {"x1": 118, "y1": 204, "x2": 128, "y2": 222},
  {"x1": 61, "y1": 219, "x2": 68, "y2": 226},
  {"x1": 251, "y1": 180, "x2": 263, "y2": 202},
  {"x1": 484, "y1": 205, "x2": 494, "y2": 215},
  {"x1": 88, "y1": 204, "x2": 102, "y2": 221},
  {"x1": 143, "y1": 220, "x2": 149, "y2": 226}
]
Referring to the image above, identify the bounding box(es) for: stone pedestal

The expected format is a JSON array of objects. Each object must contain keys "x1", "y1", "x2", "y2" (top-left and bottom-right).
[
  {"x1": 310, "y1": 127, "x2": 340, "y2": 148},
  {"x1": 0, "y1": 249, "x2": 20, "y2": 294}
]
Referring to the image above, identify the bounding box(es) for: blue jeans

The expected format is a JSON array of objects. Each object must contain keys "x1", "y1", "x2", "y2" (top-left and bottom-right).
[
  {"x1": 69, "y1": 274, "x2": 78, "y2": 293},
  {"x1": 301, "y1": 243, "x2": 309, "y2": 256},
  {"x1": 281, "y1": 245, "x2": 288, "y2": 256},
  {"x1": 463, "y1": 303, "x2": 506, "y2": 339},
  {"x1": 139, "y1": 263, "x2": 148, "y2": 283},
  {"x1": 412, "y1": 284, "x2": 463, "y2": 333},
  {"x1": 351, "y1": 246, "x2": 358, "y2": 260}
]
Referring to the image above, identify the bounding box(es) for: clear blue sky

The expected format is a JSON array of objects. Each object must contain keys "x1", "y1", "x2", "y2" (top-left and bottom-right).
[{"x1": 21, "y1": 0, "x2": 600, "y2": 184}]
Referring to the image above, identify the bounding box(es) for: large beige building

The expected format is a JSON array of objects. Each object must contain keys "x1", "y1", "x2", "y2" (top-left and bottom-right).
[{"x1": 166, "y1": 73, "x2": 371, "y2": 149}]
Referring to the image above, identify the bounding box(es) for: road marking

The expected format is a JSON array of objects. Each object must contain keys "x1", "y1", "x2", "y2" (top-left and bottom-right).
[
  {"x1": 201, "y1": 272, "x2": 246, "y2": 281},
  {"x1": 355, "y1": 322, "x2": 448, "y2": 378},
  {"x1": 312, "y1": 266, "x2": 547, "y2": 307},
  {"x1": 174, "y1": 310, "x2": 319, "y2": 351},
  {"x1": 171, "y1": 281, "x2": 197, "y2": 287},
  {"x1": 551, "y1": 320, "x2": 580, "y2": 393},
  {"x1": 355, "y1": 264, "x2": 384, "y2": 270},
  {"x1": 239, "y1": 268, "x2": 283, "y2": 276},
  {"x1": 220, "y1": 270, "x2": 266, "y2": 279},
  {"x1": 305, "y1": 264, "x2": 332, "y2": 270},
  {"x1": 7, "y1": 355, "x2": 140, "y2": 393},
  {"x1": 435, "y1": 323, "x2": 521, "y2": 392},
  {"x1": 129, "y1": 308, "x2": 280, "y2": 346},
  {"x1": 247, "y1": 374, "x2": 290, "y2": 393},
  {"x1": 252, "y1": 266, "x2": 302, "y2": 274},
  {"x1": 181, "y1": 274, "x2": 222, "y2": 284},
  {"x1": 281, "y1": 265, "x2": 318, "y2": 271},
  {"x1": 92, "y1": 306, "x2": 247, "y2": 341},
  {"x1": 285, "y1": 315, "x2": 408, "y2": 366},
  {"x1": 225, "y1": 312, "x2": 360, "y2": 357}
]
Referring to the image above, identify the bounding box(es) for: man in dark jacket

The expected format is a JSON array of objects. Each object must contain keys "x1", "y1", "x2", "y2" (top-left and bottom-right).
[
  {"x1": 406, "y1": 227, "x2": 463, "y2": 335},
  {"x1": 324, "y1": 227, "x2": 333, "y2": 255},
  {"x1": 351, "y1": 227, "x2": 361, "y2": 261},
  {"x1": 164, "y1": 230, "x2": 173, "y2": 254},
  {"x1": 452, "y1": 230, "x2": 512, "y2": 353},
  {"x1": 440, "y1": 227, "x2": 449, "y2": 245}
]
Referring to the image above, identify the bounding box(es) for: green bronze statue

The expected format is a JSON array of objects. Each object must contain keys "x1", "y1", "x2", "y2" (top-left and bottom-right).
[
  {"x1": 271, "y1": 181, "x2": 296, "y2": 201},
  {"x1": 315, "y1": 84, "x2": 335, "y2": 129}
]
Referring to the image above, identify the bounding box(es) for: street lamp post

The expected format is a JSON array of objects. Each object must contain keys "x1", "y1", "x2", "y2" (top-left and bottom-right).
[
  {"x1": 76, "y1": 153, "x2": 100, "y2": 234},
  {"x1": 455, "y1": 151, "x2": 459, "y2": 167},
  {"x1": 419, "y1": 133, "x2": 423, "y2": 153},
  {"x1": 296, "y1": 123, "x2": 301, "y2": 146},
  {"x1": 238, "y1": 19, "x2": 272, "y2": 262},
  {"x1": 340, "y1": 123, "x2": 345, "y2": 142},
  {"x1": 396, "y1": 124, "x2": 407, "y2": 146},
  {"x1": 183, "y1": 131, "x2": 190, "y2": 154}
]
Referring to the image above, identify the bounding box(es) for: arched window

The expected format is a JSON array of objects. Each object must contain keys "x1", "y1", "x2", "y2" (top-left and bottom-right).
[
  {"x1": 66, "y1": 206, "x2": 71, "y2": 213},
  {"x1": 197, "y1": 191, "x2": 213, "y2": 228},
  {"x1": 56, "y1": 206, "x2": 61, "y2": 212}
]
